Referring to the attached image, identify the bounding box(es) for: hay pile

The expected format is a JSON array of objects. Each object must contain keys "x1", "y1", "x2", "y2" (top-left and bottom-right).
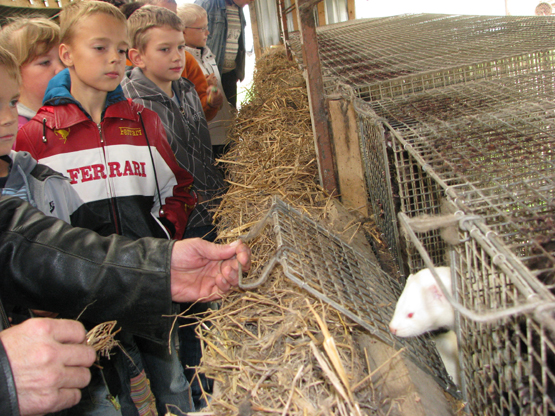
[{"x1": 193, "y1": 48, "x2": 385, "y2": 415}]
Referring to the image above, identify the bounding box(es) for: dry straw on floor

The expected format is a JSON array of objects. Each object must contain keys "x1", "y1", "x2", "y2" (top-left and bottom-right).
[{"x1": 185, "y1": 47, "x2": 395, "y2": 416}]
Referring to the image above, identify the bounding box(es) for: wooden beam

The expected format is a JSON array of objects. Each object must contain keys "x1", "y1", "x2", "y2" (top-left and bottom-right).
[
  {"x1": 291, "y1": 0, "x2": 299, "y2": 31},
  {"x1": 316, "y1": 0, "x2": 326, "y2": 26},
  {"x1": 328, "y1": 98, "x2": 368, "y2": 216},
  {"x1": 249, "y1": 2, "x2": 262, "y2": 60},
  {"x1": 357, "y1": 333, "x2": 458, "y2": 416},
  {"x1": 277, "y1": 0, "x2": 293, "y2": 59},
  {"x1": 347, "y1": 0, "x2": 355, "y2": 20},
  {"x1": 296, "y1": 0, "x2": 338, "y2": 196}
]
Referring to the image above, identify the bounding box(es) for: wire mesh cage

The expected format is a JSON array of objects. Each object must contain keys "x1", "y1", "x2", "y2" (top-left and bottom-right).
[
  {"x1": 356, "y1": 109, "x2": 406, "y2": 275},
  {"x1": 399, "y1": 208, "x2": 555, "y2": 415},
  {"x1": 239, "y1": 197, "x2": 459, "y2": 395},
  {"x1": 366, "y1": 70, "x2": 555, "y2": 413},
  {"x1": 289, "y1": 14, "x2": 555, "y2": 100},
  {"x1": 288, "y1": 11, "x2": 555, "y2": 414},
  {"x1": 368, "y1": 71, "x2": 555, "y2": 278}
]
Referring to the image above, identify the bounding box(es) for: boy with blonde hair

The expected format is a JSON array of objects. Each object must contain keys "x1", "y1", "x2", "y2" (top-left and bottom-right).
[
  {"x1": 0, "y1": 18, "x2": 64, "y2": 128},
  {"x1": 16, "y1": 1, "x2": 197, "y2": 414},
  {"x1": 177, "y1": 2, "x2": 231, "y2": 156},
  {"x1": 123, "y1": 4, "x2": 224, "y2": 243},
  {"x1": 122, "y1": 6, "x2": 226, "y2": 408}
]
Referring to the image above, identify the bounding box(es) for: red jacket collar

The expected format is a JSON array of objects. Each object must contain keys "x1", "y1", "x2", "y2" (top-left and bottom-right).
[{"x1": 39, "y1": 99, "x2": 141, "y2": 130}]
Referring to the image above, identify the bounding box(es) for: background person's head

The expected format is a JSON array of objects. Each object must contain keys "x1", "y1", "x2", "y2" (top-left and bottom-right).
[
  {"x1": 143, "y1": 0, "x2": 177, "y2": 13},
  {"x1": 0, "y1": 47, "x2": 21, "y2": 158},
  {"x1": 177, "y1": 3, "x2": 209, "y2": 49},
  {"x1": 0, "y1": 18, "x2": 63, "y2": 112}
]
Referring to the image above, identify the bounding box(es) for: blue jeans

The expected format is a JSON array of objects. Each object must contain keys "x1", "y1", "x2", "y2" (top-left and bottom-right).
[
  {"x1": 57, "y1": 366, "x2": 123, "y2": 416},
  {"x1": 115, "y1": 333, "x2": 146, "y2": 416},
  {"x1": 136, "y1": 328, "x2": 194, "y2": 415}
]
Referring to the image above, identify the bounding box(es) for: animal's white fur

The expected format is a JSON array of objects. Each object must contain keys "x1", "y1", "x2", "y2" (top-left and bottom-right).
[
  {"x1": 389, "y1": 267, "x2": 461, "y2": 385},
  {"x1": 389, "y1": 266, "x2": 454, "y2": 337}
]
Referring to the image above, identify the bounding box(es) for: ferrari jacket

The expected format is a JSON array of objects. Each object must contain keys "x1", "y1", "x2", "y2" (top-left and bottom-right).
[{"x1": 16, "y1": 69, "x2": 196, "y2": 240}]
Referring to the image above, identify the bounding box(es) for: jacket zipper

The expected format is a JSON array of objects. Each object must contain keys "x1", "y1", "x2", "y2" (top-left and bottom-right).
[{"x1": 98, "y1": 122, "x2": 122, "y2": 235}]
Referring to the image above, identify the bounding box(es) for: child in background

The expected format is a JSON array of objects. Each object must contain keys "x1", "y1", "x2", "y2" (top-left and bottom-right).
[
  {"x1": 15, "y1": 1, "x2": 197, "y2": 414},
  {"x1": 178, "y1": 3, "x2": 232, "y2": 158},
  {"x1": 122, "y1": 5, "x2": 226, "y2": 409},
  {"x1": 123, "y1": 4, "x2": 224, "y2": 243},
  {"x1": 0, "y1": 18, "x2": 64, "y2": 129},
  {"x1": 122, "y1": 0, "x2": 222, "y2": 122}
]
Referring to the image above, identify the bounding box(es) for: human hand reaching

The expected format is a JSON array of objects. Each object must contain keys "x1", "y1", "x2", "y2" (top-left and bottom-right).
[
  {"x1": 170, "y1": 238, "x2": 251, "y2": 302},
  {"x1": 206, "y1": 73, "x2": 218, "y2": 87}
]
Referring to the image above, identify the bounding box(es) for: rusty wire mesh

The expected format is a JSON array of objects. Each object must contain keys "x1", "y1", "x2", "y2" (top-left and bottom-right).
[
  {"x1": 289, "y1": 14, "x2": 555, "y2": 99},
  {"x1": 368, "y1": 71, "x2": 555, "y2": 277}
]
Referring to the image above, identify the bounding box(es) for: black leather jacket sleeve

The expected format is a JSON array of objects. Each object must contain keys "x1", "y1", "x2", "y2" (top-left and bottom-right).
[
  {"x1": 0, "y1": 196, "x2": 175, "y2": 343},
  {"x1": 0, "y1": 339, "x2": 19, "y2": 416}
]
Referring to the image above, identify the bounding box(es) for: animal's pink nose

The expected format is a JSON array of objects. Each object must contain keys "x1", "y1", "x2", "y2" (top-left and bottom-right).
[{"x1": 389, "y1": 326, "x2": 396, "y2": 335}]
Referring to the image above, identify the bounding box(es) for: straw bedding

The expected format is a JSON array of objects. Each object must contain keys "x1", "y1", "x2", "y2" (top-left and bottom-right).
[{"x1": 181, "y1": 47, "x2": 392, "y2": 416}]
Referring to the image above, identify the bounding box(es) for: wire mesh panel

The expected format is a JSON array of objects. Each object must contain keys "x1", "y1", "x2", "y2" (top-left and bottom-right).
[
  {"x1": 289, "y1": 14, "x2": 555, "y2": 99},
  {"x1": 366, "y1": 71, "x2": 555, "y2": 413},
  {"x1": 368, "y1": 72, "x2": 555, "y2": 281},
  {"x1": 450, "y1": 219, "x2": 555, "y2": 415},
  {"x1": 241, "y1": 197, "x2": 459, "y2": 395},
  {"x1": 357, "y1": 109, "x2": 406, "y2": 275}
]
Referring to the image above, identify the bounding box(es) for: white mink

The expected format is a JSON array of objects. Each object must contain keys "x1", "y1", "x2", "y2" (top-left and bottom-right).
[
  {"x1": 433, "y1": 330, "x2": 461, "y2": 386},
  {"x1": 389, "y1": 266, "x2": 454, "y2": 337},
  {"x1": 389, "y1": 267, "x2": 460, "y2": 385}
]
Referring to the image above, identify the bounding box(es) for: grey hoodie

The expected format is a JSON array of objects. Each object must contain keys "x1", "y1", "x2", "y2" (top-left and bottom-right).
[
  {"x1": 122, "y1": 67, "x2": 225, "y2": 229},
  {"x1": 2, "y1": 150, "x2": 98, "y2": 227}
]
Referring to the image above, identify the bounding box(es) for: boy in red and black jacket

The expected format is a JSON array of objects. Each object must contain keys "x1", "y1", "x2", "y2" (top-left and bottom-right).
[
  {"x1": 16, "y1": 1, "x2": 196, "y2": 241},
  {"x1": 16, "y1": 1, "x2": 197, "y2": 414}
]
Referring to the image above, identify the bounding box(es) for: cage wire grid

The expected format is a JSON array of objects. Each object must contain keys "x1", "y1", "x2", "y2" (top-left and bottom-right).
[
  {"x1": 357, "y1": 114, "x2": 406, "y2": 275},
  {"x1": 287, "y1": 12, "x2": 555, "y2": 413},
  {"x1": 240, "y1": 197, "x2": 459, "y2": 396},
  {"x1": 452, "y1": 227, "x2": 555, "y2": 415},
  {"x1": 365, "y1": 73, "x2": 555, "y2": 280},
  {"x1": 289, "y1": 14, "x2": 555, "y2": 98},
  {"x1": 362, "y1": 73, "x2": 555, "y2": 413}
]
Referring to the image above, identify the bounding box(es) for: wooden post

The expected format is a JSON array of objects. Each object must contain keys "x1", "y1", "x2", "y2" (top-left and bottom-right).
[
  {"x1": 316, "y1": 0, "x2": 326, "y2": 26},
  {"x1": 296, "y1": 0, "x2": 338, "y2": 196},
  {"x1": 347, "y1": 0, "x2": 355, "y2": 20},
  {"x1": 249, "y1": 3, "x2": 262, "y2": 60},
  {"x1": 328, "y1": 98, "x2": 368, "y2": 216},
  {"x1": 291, "y1": 0, "x2": 299, "y2": 31},
  {"x1": 277, "y1": 0, "x2": 293, "y2": 60}
]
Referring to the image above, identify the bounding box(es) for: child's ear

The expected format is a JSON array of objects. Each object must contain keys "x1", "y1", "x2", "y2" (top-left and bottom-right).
[
  {"x1": 128, "y1": 48, "x2": 144, "y2": 68},
  {"x1": 59, "y1": 43, "x2": 74, "y2": 68}
]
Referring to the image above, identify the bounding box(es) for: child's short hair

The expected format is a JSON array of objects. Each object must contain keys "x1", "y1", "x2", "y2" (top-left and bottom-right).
[
  {"x1": 127, "y1": 5, "x2": 183, "y2": 51},
  {"x1": 60, "y1": 1, "x2": 127, "y2": 45},
  {"x1": 0, "y1": 18, "x2": 60, "y2": 67},
  {"x1": 176, "y1": 3, "x2": 207, "y2": 28},
  {"x1": 121, "y1": 1, "x2": 146, "y2": 19},
  {"x1": 0, "y1": 47, "x2": 22, "y2": 85},
  {"x1": 144, "y1": 0, "x2": 177, "y2": 7}
]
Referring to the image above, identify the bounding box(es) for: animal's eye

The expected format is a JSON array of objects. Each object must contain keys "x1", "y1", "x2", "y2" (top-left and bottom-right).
[{"x1": 407, "y1": 313, "x2": 414, "y2": 318}]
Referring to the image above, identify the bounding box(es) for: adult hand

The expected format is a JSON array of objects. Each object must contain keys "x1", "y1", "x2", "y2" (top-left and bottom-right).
[
  {"x1": 170, "y1": 238, "x2": 251, "y2": 302},
  {"x1": 0, "y1": 318, "x2": 95, "y2": 415}
]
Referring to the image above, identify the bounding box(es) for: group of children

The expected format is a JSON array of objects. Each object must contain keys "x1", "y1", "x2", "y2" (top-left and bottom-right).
[{"x1": 0, "y1": 1, "x2": 231, "y2": 415}]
